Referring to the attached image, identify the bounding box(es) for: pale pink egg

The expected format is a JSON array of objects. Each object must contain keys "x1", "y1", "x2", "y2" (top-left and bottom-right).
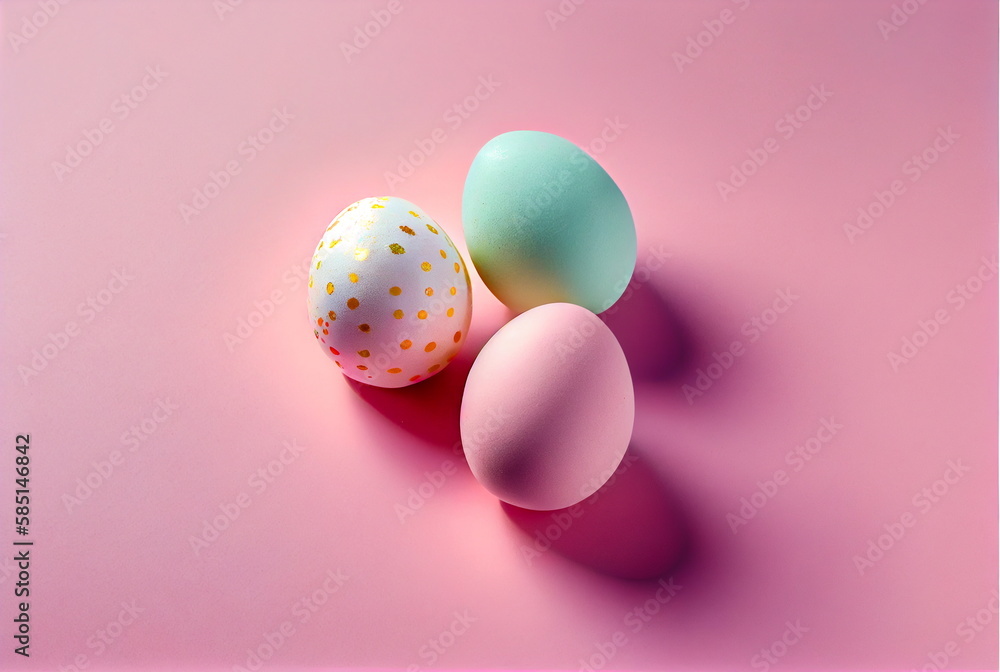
[{"x1": 460, "y1": 302, "x2": 634, "y2": 510}]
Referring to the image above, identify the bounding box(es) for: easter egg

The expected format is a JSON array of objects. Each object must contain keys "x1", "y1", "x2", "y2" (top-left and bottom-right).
[
  {"x1": 460, "y1": 302, "x2": 634, "y2": 510},
  {"x1": 307, "y1": 197, "x2": 472, "y2": 388},
  {"x1": 462, "y1": 130, "x2": 637, "y2": 314}
]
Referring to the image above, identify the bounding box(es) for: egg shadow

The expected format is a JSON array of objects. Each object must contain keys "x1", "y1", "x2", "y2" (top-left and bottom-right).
[
  {"x1": 501, "y1": 442, "x2": 692, "y2": 581},
  {"x1": 599, "y1": 273, "x2": 701, "y2": 383},
  {"x1": 345, "y1": 324, "x2": 493, "y2": 454}
]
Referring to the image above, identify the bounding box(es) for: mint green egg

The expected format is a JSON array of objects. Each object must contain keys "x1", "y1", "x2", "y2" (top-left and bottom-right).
[{"x1": 462, "y1": 131, "x2": 637, "y2": 314}]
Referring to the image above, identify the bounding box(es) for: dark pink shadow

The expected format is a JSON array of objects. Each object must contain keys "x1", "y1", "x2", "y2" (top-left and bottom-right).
[
  {"x1": 599, "y1": 273, "x2": 699, "y2": 382},
  {"x1": 344, "y1": 317, "x2": 496, "y2": 454},
  {"x1": 501, "y1": 443, "x2": 690, "y2": 581}
]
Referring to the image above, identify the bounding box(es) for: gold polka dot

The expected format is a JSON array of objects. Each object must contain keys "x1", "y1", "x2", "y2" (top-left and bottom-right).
[
  {"x1": 358, "y1": 324, "x2": 371, "y2": 333},
  {"x1": 329, "y1": 238, "x2": 341, "y2": 248},
  {"x1": 308, "y1": 276, "x2": 314, "y2": 288},
  {"x1": 426, "y1": 224, "x2": 438, "y2": 234},
  {"x1": 355, "y1": 248, "x2": 369, "y2": 261},
  {"x1": 357, "y1": 365, "x2": 368, "y2": 371},
  {"x1": 400, "y1": 340, "x2": 412, "y2": 350},
  {"x1": 428, "y1": 364, "x2": 441, "y2": 373},
  {"x1": 371, "y1": 203, "x2": 385, "y2": 208},
  {"x1": 358, "y1": 350, "x2": 370, "y2": 357},
  {"x1": 424, "y1": 342, "x2": 436, "y2": 352},
  {"x1": 348, "y1": 272, "x2": 359, "y2": 283},
  {"x1": 421, "y1": 262, "x2": 432, "y2": 272},
  {"x1": 393, "y1": 309, "x2": 404, "y2": 319},
  {"x1": 417, "y1": 310, "x2": 428, "y2": 319},
  {"x1": 425, "y1": 287, "x2": 434, "y2": 296},
  {"x1": 453, "y1": 330, "x2": 462, "y2": 343},
  {"x1": 328, "y1": 310, "x2": 337, "y2": 321},
  {"x1": 388, "y1": 368, "x2": 402, "y2": 374},
  {"x1": 453, "y1": 262, "x2": 460, "y2": 273},
  {"x1": 347, "y1": 297, "x2": 359, "y2": 309},
  {"x1": 446, "y1": 308, "x2": 454, "y2": 317},
  {"x1": 408, "y1": 210, "x2": 420, "y2": 218},
  {"x1": 316, "y1": 260, "x2": 322, "y2": 269},
  {"x1": 439, "y1": 249, "x2": 447, "y2": 258},
  {"x1": 449, "y1": 286, "x2": 456, "y2": 296},
  {"x1": 326, "y1": 282, "x2": 334, "y2": 294},
  {"x1": 389, "y1": 243, "x2": 406, "y2": 254},
  {"x1": 318, "y1": 241, "x2": 324, "y2": 249},
  {"x1": 399, "y1": 225, "x2": 416, "y2": 236},
  {"x1": 389, "y1": 286, "x2": 402, "y2": 296}
]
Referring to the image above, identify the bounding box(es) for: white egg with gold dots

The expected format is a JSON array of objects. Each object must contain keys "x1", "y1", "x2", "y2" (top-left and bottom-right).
[{"x1": 307, "y1": 196, "x2": 473, "y2": 388}]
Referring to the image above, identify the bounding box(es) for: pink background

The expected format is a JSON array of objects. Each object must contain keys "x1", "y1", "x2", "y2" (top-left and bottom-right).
[{"x1": 1, "y1": 1, "x2": 997, "y2": 670}]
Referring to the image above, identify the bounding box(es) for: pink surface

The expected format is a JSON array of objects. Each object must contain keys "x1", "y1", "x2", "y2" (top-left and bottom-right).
[{"x1": 1, "y1": 1, "x2": 997, "y2": 671}]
